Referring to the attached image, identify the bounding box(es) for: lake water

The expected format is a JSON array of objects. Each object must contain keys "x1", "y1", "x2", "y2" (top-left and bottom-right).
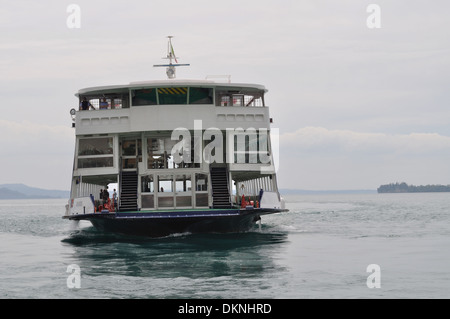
[{"x1": 0, "y1": 193, "x2": 449, "y2": 299}]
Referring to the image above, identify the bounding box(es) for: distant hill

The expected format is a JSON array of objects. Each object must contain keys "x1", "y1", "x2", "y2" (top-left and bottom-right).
[{"x1": 0, "y1": 184, "x2": 69, "y2": 200}]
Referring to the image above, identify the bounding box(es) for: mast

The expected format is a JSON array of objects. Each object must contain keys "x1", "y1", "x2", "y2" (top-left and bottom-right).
[{"x1": 153, "y1": 36, "x2": 190, "y2": 79}]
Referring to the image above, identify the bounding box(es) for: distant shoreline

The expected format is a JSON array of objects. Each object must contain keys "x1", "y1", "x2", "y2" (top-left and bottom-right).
[
  {"x1": 280, "y1": 186, "x2": 450, "y2": 195},
  {"x1": 280, "y1": 189, "x2": 376, "y2": 195},
  {"x1": 377, "y1": 182, "x2": 450, "y2": 194}
]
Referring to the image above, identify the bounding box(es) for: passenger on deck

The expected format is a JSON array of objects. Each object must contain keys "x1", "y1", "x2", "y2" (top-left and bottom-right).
[
  {"x1": 100, "y1": 98, "x2": 109, "y2": 109},
  {"x1": 113, "y1": 189, "x2": 117, "y2": 208},
  {"x1": 80, "y1": 97, "x2": 95, "y2": 110},
  {"x1": 103, "y1": 188, "x2": 109, "y2": 205}
]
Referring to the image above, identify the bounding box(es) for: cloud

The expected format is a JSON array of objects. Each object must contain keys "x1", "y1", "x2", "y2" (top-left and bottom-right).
[
  {"x1": 281, "y1": 127, "x2": 450, "y2": 155},
  {"x1": 277, "y1": 127, "x2": 450, "y2": 190},
  {"x1": 0, "y1": 119, "x2": 73, "y2": 149},
  {"x1": 1, "y1": 1, "x2": 449, "y2": 190},
  {"x1": 0, "y1": 120, "x2": 74, "y2": 189}
]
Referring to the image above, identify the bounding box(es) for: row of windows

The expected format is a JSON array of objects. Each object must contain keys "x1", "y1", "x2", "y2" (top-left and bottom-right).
[
  {"x1": 76, "y1": 134, "x2": 271, "y2": 169},
  {"x1": 79, "y1": 88, "x2": 264, "y2": 109},
  {"x1": 132, "y1": 87, "x2": 213, "y2": 106},
  {"x1": 141, "y1": 174, "x2": 208, "y2": 193},
  {"x1": 140, "y1": 174, "x2": 209, "y2": 208}
]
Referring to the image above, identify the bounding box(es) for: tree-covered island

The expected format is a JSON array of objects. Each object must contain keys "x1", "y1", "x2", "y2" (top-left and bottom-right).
[{"x1": 377, "y1": 182, "x2": 450, "y2": 193}]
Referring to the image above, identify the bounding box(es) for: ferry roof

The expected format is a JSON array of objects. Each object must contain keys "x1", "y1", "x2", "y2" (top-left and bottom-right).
[{"x1": 76, "y1": 79, "x2": 267, "y2": 97}]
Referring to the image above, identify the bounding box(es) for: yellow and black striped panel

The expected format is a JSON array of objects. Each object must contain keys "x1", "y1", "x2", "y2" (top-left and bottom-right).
[{"x1": 157, "y1": 87, "x2": 188, "y2": 95}]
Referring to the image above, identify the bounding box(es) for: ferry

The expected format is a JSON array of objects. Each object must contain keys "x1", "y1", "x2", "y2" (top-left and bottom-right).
[{"x1": 63, "y1": 37, "x2": 287, "y2": 237}]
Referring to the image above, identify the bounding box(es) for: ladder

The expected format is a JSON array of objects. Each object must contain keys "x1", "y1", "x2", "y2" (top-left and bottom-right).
[
  {"x1": 210, "y1": 166, "x2": 232, "y2": 209},
  {"x1": 119, "y1": 171, "x2": 138, "y2": 211}
]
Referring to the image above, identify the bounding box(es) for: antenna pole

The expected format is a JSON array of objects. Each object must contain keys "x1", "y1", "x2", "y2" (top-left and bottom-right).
[{"x1": 153, "y1": 36, "x2": 190, "y2": 79}]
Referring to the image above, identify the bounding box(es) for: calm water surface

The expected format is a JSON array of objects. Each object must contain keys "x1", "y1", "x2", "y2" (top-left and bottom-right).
[{"x1": 0, "y1": 193, "x2": 449, "y2": 299}]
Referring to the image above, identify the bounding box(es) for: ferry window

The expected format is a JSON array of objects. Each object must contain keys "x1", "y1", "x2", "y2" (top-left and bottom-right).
[
  {"x1": 78, "y1": 138, "x2": 113, "y2": 156},
  {"x1": 111, "y1": 98, "x2": 123, "y2": 109},
  {"x1": 147, "y1": 138, "x2": 177, "y2": 169},
  {"x1": 141, "y1": 175, "x2": 155, "y2": 193},
  {"x1": 217, "y1": 93, "x2": 244, "y2": 106},
  {"x1": 90, "y1": 99, "x2": 100, "y2": 109},
  {"x1": 121, "y1": 139, "x2": 141, "y2": 169},
  {"x1": 175, "y1": 175, "x2": 192, "y2": 192},
  {"x1": 122, "y1": 139, "x2": 141, "y2": 156},
  {"x1": 122, "y1": 140, "x2": 136, "y2": 156},
  {"x1": 189, "y1": 87, "x2": 213, "y2": 104},
  {"x1": 148, "y1": 138, "x2": 163, "y2": 153},
  {"x1": 132, "y1": 89, "x2": 157, "y2": 106},
  {"x1": 158, "y1": 87, "x2": 187, "y2": 105},
  {"x1": 173, "y1": 136, "x2": 201, "y2": 169},
  {"x1": 232, "y1": 130, "x2": 270, "y2": 164},
  {"x1": 123, "y1": 158, "x2": 137, "y2": 169},
  {"x1": 147, "y1": 137, "x2": 199, "y2": 169},
  {"x1": 141, "y1": 175, "x2": 155, "y2": 208},
  {"x1": 147, "y1": 138, "x2": 163, "y2": 169},
  {"x1": 233, "y1": 130, "x2": 258, "y2": 164},
  {"x1": 195, "y1": 174, "x2": 208, "y2": 191},
  {"x1": 232, "y1": 94, "x2": 244, "y2": 106},
  {"x1": 216, "y1": 91, "x2": 264, "y2": 107},
  {"x1": 195, "y1": 173, "x2": 208, "y2": 207},
  {"x1": 102, "y1": 97, "x2": 122, "y2": 109},
  {"x1": 158, "y1": 176, "x2": 173, "y2": 193},
  {"x1": 77, "y1": 137, "x2": 114, "y2": 169},
  {"x1": 219, "y1": 95, "x2": 231, "y2": 106},
  {"x1": 244, "y1": 94, "x2": 263, "y2": 107},
  {"x1": 77, "y1": 157, "x2": 113, "y2": 168}
]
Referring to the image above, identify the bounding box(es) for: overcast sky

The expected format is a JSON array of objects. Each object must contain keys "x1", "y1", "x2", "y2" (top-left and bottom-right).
[{"x1": 1, "y1": 0, "x2": 449, "y2": 191}]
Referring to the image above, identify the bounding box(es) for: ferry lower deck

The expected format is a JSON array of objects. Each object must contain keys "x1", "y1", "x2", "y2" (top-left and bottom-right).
[{"x1": 64, "y1": 207, "x2": 285, "y2": 237}]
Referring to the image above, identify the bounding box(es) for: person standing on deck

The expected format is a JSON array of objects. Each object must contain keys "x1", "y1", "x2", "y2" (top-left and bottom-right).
[
  {"x1": 80, "y1": 97, "x2": 95, "y2": 110},
  {"x1": 113, "y1": 189, "x2": 117, "y2": 209}
]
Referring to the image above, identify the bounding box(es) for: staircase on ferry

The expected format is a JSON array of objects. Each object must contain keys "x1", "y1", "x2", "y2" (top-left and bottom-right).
[
  {"x1": 210, "y1": 166, "x2": 232, "y2": 209},
  {"x1": 119, "y1": 171, "x2": 138, "y2": 211}
]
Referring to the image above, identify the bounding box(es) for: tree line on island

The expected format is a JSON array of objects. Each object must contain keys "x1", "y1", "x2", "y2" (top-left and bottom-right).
[{"x1": 377, "y1": 182, "x2": 450, "y2": 193}]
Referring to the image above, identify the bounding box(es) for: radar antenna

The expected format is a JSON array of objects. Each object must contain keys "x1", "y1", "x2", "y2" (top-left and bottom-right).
[{"x1": 153, "y1": 36, "x2": 190, "y2": 79}]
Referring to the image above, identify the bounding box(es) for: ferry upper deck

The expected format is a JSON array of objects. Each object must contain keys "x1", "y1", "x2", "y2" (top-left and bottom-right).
[
  {"x1": 72, "y1": 80, "x2": 271, "y2": 135},
  {"x1": 69, "y1": 78, "x2": 281, "y2": 212}
]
